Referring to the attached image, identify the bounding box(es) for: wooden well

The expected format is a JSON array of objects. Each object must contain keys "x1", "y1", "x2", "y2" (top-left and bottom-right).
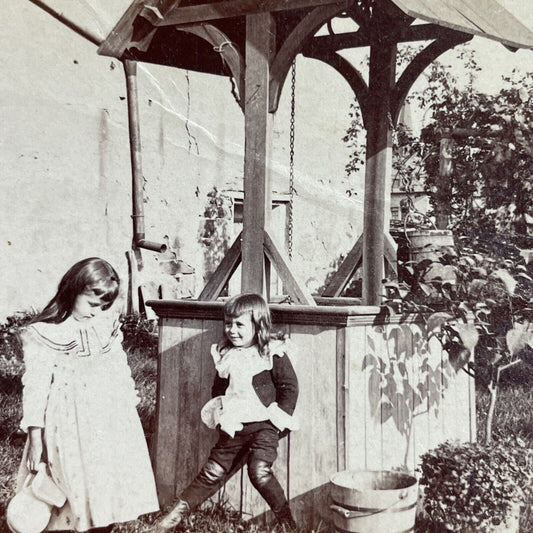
[{"x1": 149, "y1": 299, "x2": 475, "y2": 528}]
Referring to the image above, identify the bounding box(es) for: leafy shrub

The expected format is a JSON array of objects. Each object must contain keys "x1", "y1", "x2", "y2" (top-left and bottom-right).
[
  {"x1": 419, "y1": 439, "x2": 532, "y2": 532},
  {"x1": 120, "y1": 313, "x2": 159, "y2": 359}
]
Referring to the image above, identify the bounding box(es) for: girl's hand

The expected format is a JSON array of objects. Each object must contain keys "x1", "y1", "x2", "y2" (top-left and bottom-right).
[{"x1": 27, "y1": 427, "x2": 43, "y2": 473}]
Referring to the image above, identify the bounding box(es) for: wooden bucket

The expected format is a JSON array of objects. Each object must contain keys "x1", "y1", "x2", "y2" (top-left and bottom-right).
[
  {"x1": 405, "y1": 229, "x2": 454, "y2": 262},
  {"x1": 330, "y1": 470, "x2": 418, "y2": 533}
]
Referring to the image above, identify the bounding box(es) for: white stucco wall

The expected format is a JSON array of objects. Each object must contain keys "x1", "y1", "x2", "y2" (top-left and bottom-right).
[{"x1": 1, "y1": 2, "x2": 361, "y2": 320}]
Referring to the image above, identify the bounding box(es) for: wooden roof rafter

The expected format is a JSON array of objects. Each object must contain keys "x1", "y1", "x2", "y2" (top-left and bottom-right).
[{"x1": 141, "y1": 0, "x2": 355, "y2": 27}]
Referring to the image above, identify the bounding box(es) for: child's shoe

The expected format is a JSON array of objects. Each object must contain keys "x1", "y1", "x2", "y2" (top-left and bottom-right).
[
  {"x1": 274, "y1": 502, "x2": 297, "y2": 531},
  {"x1": 146, "y1": 500, "x2": 190, "y2": 533}
]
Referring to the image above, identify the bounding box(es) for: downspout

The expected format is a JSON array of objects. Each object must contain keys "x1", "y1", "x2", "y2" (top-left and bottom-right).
[{"x1": 123, "y1": 59, "x2": 167, "y2": 253}]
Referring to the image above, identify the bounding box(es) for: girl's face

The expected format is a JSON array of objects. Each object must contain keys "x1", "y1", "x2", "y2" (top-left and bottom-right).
[
  {"x1": 224, "y1": 312, "x2": 256, "y2": 348},
  {"x1": 71, "y1": 293, "x2": 109, "y2": 322}
]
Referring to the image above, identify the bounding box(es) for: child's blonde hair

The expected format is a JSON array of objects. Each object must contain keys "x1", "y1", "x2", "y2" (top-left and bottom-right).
[{"x1": 223, "y1": 293, "x2": 271, "y2": 356}]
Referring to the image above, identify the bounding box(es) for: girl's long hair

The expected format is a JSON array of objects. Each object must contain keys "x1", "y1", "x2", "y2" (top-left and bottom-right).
[
  {"x1": 31, "y1": 257, "x2": 120, "y2": 324},
  {"x1": 223, "y1": 293, "x2": 272, "y2": 356}
]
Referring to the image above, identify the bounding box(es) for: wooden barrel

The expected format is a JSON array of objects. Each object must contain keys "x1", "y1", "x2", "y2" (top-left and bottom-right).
[{"x1": 330, "y1": 470, "x2": 418, "y2": 533}]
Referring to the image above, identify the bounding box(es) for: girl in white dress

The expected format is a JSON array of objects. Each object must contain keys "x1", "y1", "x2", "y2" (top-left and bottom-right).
[{"x1": 15, "y1": 257, "x2": 159, "y2": 532}]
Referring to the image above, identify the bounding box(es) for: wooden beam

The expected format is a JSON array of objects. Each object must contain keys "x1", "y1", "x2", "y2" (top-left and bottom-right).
[
  {"x1": 303, "y1": 50, "x2": 370, "y2": 128},
  {"x1": 263, "y1": 231, "x2": 315, "y2": 305},
  {"x1": 178, "y1": 24, "x2": 245, "y2": 109},
  {"x1": 98, "y1": 0, "x2": 171, "y2": 57},
  {"x1": 142, "y1": 0, "x2": 351, "y2": 27},
  {"x1": 305, "y1": 23, "x2": 469, "y2": 53},
  {"x1": 269, "y1": 1, "x2": 353, "y2": 112},
  {"x1": 321, "y1": 234, "x2": 362, "y2": 298},
  {"x1": 198, "y1": 232, "x2": 242, "y2": 300},
  {"x1": 392, "y1": 33, "x2": 472, "y2": 121},
  {"x1": 362, "y1": 42, "x2": 396, "y2": 305},
  {"x1": 241, "y1": 13, "x2": 274, "y2": 294}
]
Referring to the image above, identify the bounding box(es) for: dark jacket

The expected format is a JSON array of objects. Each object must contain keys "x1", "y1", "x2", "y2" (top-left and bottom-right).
[{"x1": 211, "y1": 351, "x2": 299, "y2": 416}]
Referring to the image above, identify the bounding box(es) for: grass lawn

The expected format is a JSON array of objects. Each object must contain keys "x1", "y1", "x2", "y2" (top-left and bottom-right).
[{"x1": 0, "y1": 332, "x2": 531, "y2": 533}]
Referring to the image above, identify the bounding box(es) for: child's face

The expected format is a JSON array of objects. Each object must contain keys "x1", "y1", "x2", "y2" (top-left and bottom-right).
[
  {"x1": 71, "y1": 293, "x2": 109, "y2": 322},
  {"x1": 224, "y1": 312, "x2": 256, "y2": 348}
]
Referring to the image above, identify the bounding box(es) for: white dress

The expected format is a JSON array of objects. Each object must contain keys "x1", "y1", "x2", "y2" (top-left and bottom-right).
[{"x1": 17, "y1": 314, "x2": 159, "y2": 531}]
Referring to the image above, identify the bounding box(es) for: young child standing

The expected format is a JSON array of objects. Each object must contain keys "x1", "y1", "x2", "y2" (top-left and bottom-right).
[
  {"x1": 150, "y1": 293, "x2": 299, "y2": 532},
  {"x1": 14, "y1": 257, "x2": 159, "y2": 532}
]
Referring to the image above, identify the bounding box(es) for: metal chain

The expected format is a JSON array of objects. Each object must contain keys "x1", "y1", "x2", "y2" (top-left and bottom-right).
[{"x1": 288, "y1": 60, "x2": 296, "y2": 261}]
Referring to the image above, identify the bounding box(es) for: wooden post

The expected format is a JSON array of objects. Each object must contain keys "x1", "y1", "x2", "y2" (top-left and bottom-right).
[
  {"x1": 241, "y1": 13, "x2": 274, "y2": 294},
  {"x1": 362, "y1": 44, "x2": 396, "y2": 305}
]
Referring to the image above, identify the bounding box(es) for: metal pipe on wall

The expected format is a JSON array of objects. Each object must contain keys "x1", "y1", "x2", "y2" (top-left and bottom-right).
[{"x1": 123, "y1": 59, "x2": 167, "y2": 253}]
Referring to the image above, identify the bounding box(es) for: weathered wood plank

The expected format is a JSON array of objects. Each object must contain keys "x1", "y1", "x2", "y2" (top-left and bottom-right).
[
  {"x1": 427, "y1": 335, "x2": 445, "y2": 451},
  {"x1": 321, "y1": 234, "x2": 362, "y2": 298},
  {"x1": 198, "y1": 232, "x2": 242, "y2": 300},
  {"x1": 287, "y1": 325, "x2": 338, "y2": 527},
  {"x1": 263, "y1": 230, "x2": 315, "y2": 305},
  {"x1": 364, "y1": 324, "x2": 384, "y2": 472},
  {"x1": 153, "y1": 318, "x2": 183, "y2": 503},
  {"x1": 149, "y1": 0, "x2": 352, "y2": 27},
  {"x1": 173, "y1": 319, "x2": 208, "y2": 497},
  {"x1": 269, "y1": 1, "x2": 352, "y2": 112},
  {"x1": 345, "y1": 325, "x2": 367, "y2": 471},
  {"x1": 241, "y1": 12, "x2": 273, "y2": 294}
]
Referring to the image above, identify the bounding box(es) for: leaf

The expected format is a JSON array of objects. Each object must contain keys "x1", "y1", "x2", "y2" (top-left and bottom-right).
[
  {"x1": 491, "y1": 269, "x2": 517, "y2": 295},
  {"x1": 427, "y1": 312, "x2": 454, "y2": 333},
  {"x1": 362, "y1": 353, "x2": 377, "y2": 371},
  {"x1": 450, "y1": 323, "x2": 480, "y2": 352},
  {"x1": 506, "y1": 323, "x2": 533, "y2": 355}
]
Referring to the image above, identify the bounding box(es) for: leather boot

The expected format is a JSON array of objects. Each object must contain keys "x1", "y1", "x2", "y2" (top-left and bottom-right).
[
  {"x1": 145, "y1": 499, "x2": 189, "y2": 533},
  {"x1": 274, "y1": 502, "x2": 297, "y2": 531}
]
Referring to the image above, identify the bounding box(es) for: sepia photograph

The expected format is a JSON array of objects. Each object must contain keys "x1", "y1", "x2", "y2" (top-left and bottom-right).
[{"x1": 1, "y1": 1, "x2": 532, "y2": 532}]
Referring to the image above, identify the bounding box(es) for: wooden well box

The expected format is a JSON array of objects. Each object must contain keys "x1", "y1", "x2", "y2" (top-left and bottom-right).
[{"x1": 148, "y1": 300, "x2": 475, "y2": 528}]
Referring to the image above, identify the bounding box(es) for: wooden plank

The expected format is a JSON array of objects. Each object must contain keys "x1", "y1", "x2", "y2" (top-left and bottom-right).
[
  {"x1": 179, "y1": 24, "x2": 245, "y2": 110},
  {"x1": 153, "y1": 318, "x2": 183, "y2": 504},
  {"x1": 321, "y1": 234, "x2": 363, "y2": 297},
  {"x1": 269, "y1": 1, "x2": 352, "y2": 112},
  {"x1": 336, "y1": 327, "x2": 347, "y2": 472},
  {"x1": 410, "y1": 323, "x2": 427, "y2": 472},
  {"x1": 198, "y1": 232, "x2": 242, "y2": 300},
  {"x1": 173, "y1": 319, "x2": 208, "y2": 498},
  {"x1": 97, "y1": 0, "x2": 168, "y2": 57},
  {"x1": 263, "y1": 230, "x2": 315, "y2": 305},
  {"x1": 149, "y1": 0, "x2": 352, "y2": 27},
  {"x1": 364, "y1": 324, "x2": 384, "y2": 472},
  {"x1": 345, "y1": 325, "x2": 367, "y2": 471},
  {"x1": 241, "y1": 13, "x2": 273, "y2": 294},
  {"x1": 286, "y1": 325, "x2": 338, "y2": 528},
  {"x1": 380, "y1": 323, "x2": 410, "y2": 471},
  {"x1": 426, "y1": 335, "x2": 445, "y2": 451}
]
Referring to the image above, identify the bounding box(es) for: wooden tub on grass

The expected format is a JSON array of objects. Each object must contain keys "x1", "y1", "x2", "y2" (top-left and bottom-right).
[{"x1": 148, "y1": 299, "x2": 476, "y2": 529}]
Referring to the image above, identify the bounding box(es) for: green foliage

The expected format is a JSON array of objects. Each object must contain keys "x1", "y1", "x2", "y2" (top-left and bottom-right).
[
  {"x1": 120, "y1": 313, "x2": 159, "y2": 359},
  {"x1": 419, "y1": 439, "x2": 532, "y2": 533}
]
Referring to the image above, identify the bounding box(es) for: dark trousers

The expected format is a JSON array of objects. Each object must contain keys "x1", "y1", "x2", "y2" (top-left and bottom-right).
[{"x1": 181, "y1": 422, "x2": 288, "y2": 513}]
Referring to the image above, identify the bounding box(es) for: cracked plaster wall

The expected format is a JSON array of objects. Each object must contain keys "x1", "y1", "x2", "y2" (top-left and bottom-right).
[{"x1": 1, "y1": 2, "x2": 364, "y2": 319}]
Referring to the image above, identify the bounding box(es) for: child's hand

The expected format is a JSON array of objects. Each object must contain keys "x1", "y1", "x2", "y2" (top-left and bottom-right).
[{"x1": 27, "y1": 427, "x2": 43, "y2": 472}]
